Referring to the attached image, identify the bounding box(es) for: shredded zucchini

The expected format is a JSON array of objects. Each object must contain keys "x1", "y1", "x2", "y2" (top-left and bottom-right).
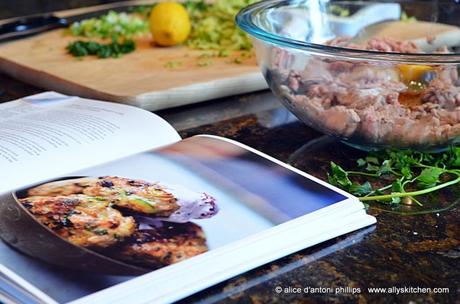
[{"x1": 185, "y1": 0, "x2": 258, "y2": 51}]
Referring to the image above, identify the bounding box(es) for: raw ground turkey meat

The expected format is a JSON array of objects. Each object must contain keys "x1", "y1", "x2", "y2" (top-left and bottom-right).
[{"x1": 270, "y1": 37, "x2": 460, "y2": 146}]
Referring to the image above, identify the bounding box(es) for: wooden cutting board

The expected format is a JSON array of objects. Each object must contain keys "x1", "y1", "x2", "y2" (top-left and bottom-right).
[{"x1": 0, "y1": 29, "x2": 267, "y2": 110}]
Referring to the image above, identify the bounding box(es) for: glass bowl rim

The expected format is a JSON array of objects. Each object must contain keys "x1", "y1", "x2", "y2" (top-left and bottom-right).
[{"x1": 236, "y1": 0, "x2": 460, "y2": 64}]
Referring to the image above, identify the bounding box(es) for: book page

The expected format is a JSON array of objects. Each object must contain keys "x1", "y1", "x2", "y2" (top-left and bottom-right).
[
  {"x1": 0, "y1": 92, "x2": 181, "y2": 193},
  {"x1": 0, "y1": 135, "x2": 372, "y2": 304}
]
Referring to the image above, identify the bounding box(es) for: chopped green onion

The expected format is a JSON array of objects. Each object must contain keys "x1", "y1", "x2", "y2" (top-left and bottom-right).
[{"x1": 69, "y1": 11, "x2": 149, "y2": 39}]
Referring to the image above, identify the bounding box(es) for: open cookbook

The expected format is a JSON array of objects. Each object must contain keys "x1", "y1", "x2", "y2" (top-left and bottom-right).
[{"x1": 0, "y1": 92, "x2": 376, "y2": 304}]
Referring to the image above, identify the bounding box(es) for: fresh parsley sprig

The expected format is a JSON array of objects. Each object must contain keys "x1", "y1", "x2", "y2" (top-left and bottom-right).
[{"x1": 328, "y1": 147, "x2": 460, "y2": 207}]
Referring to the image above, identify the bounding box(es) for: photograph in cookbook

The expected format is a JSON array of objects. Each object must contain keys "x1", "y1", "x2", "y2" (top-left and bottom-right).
[{"x1": 0, "y1": 135, "x2": 349, "y2": 303}]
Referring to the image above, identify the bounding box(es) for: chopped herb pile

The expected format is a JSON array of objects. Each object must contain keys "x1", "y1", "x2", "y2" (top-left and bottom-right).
[
  {"x1": 66, "y1": 39, "x2": 136, "y2": 58},
  {"x1": 69, "y1": 11, "x2": 149, "y2": 39},
  {"x1": 328, "y1": 148, "x2": 460, "y2": 208},
  {"x1": 185, "y1": 0, "x2": 258, "y2": 51}
]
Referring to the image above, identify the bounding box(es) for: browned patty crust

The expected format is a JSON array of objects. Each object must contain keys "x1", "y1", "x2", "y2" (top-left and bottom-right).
[
  {"x1": 28, "y1": 177, "x2": 180, "y2": 217},
  {"x1": 20, "y1": 195, "x2": 136, "y2": 248},
  {"x1": 111, "y1": 222, "x2": 208, "y2": 269}
]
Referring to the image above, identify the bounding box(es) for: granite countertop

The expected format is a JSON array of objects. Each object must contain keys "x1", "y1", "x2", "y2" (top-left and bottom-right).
[
  {"x1": 0, "y1": 1, "x2": 459, "y2": 303},
  {"x1": 1, "y1": 71, "x2": 459, "y2": 303}
]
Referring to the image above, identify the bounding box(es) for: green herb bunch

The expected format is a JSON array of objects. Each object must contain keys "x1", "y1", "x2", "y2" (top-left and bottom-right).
[{"x1": 328, "y1": 148, "x2": 460, "y2": 208}]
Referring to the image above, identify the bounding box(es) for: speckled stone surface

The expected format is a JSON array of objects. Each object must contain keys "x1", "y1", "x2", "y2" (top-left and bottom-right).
[
  {"x1": 2, "y1": 70, "x2": 458, "y2": 303},
  {"x1": 1, "y1": 1, "x2": 459, "y2": 302}
]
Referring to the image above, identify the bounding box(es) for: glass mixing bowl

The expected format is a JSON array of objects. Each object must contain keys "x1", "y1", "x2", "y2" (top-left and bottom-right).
[{"x1": 237, "y1": 0, "x2": 460, "y2": 150}]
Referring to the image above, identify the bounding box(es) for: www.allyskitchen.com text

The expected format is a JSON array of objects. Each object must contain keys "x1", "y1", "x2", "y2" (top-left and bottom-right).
[{"x1": 274, "y1": 285, "x2": 450, "y2": 295}]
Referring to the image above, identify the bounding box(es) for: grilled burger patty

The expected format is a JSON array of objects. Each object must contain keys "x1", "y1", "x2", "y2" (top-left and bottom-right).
[
  {"x1": 20, "y1": 195, "x2": 136, "y2": 248},
  {"x1": 28, "y1": 177, "x2": 180, "y2": 217},
  {"x1": 110, "y1": 222, "x2": 208, "y2": 269}
]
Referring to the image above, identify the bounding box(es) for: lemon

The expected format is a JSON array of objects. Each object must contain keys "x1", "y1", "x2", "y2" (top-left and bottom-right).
[{"x1": 149, "y1": 2, "x2": 191, "y2": 47}]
